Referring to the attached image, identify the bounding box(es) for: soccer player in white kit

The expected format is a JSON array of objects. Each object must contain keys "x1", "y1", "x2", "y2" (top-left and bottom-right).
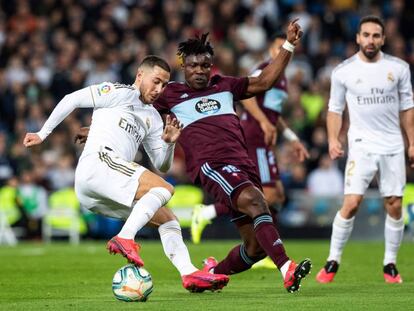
[
  {"x1": 315, "y1": 16, "x2": 414, "y2": 284},
  {"x1": 23, "y1": 55, "x2": 229, "y2": 292}
]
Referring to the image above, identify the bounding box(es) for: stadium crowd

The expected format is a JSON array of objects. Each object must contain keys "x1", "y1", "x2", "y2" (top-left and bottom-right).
[{"x1": 1, "y1": 0, "x2": 414, "y2": 239}]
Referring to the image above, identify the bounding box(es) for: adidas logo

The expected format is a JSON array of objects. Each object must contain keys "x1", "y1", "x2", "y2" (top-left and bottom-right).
[{"x1": 180, "y1": 93, "x2": 189, "y2": 98}]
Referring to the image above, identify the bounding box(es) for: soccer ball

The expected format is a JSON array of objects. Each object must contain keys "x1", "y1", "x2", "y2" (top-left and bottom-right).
[{"x1": 112, "y1": 264, "x2": 153, "y2": 302}]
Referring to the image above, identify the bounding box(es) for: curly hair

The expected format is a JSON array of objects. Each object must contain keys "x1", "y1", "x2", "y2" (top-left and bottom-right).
[{"x1": 177, "y1": 33, "x2": 214, "y2": 62}]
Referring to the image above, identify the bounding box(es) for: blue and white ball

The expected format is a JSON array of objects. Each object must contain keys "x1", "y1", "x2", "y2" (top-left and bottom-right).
[{"x1": 112, "y1": 264, "x2": 153, "y2": 302}]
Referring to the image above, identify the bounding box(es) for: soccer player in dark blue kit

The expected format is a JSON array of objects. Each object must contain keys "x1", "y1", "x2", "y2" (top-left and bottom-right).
[{"x1": 154, "y1": 20, "x2": 312, "y2": 293}]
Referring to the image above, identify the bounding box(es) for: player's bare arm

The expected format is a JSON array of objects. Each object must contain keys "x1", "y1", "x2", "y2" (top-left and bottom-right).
[
  {"x1": 326, "y1": 111, "x2": 345, "y2": 160},
  {"x1": 161, "y1": 115, "x2": 183, "y2": 144},
  {"x1": 246, "y1": 19, "x2": 302, "y2": 96},
  {"x1": 401, "y1": 107, "x2": 414, "y2": 167},
  {"x1": 277, "y1": 117, "x2": 309, "y2": 162},
  {"x1": 241, "y1": 97, "x2": 277, "y2": 146}
]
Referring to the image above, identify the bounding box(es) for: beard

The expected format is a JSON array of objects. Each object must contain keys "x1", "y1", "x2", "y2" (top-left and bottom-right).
[{"x1": 361, "y1": 45, "x2": 381, "y2": 60}]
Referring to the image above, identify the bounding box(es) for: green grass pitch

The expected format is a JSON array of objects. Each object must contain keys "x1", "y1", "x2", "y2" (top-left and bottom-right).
[{"x1": 0, "y1": 240, "x2": 413, "y2": 310}]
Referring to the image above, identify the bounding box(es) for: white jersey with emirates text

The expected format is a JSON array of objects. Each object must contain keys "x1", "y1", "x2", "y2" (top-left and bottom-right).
[
  {"x1": 37, "y1": 82, "x2": 173, "y2": 168},
  {"x1": 328, "y1": 52, "x2": 414, "y2": 154}
]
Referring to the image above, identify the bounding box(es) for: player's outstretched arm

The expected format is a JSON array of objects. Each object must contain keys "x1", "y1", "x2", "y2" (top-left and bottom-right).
[
  {"x1": 23, "y1": 87, "x2": 96, "y2": 148},
  {"x1": 246, "y1": 19, "x2": 302, "y2": 96},
  {"x1": 161, "y1": 115, "x2": 183, "y2": 144}
]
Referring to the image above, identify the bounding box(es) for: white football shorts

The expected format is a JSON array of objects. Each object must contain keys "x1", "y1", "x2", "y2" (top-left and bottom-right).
[
  {"x1": 75, "y1": 149, "x2": 146, "y2": 220},
  {"x1": 344, "y1": 147, "x2": 406, "y2": 197}
]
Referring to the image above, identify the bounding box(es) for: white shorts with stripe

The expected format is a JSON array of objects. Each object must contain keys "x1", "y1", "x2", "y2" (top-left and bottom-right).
[
  {"x1": 344, "y1": 146, "x2": 406, "y2": 197},
  {"x1": 75, "y1": 149, "x2": 146, "y2": 219}
]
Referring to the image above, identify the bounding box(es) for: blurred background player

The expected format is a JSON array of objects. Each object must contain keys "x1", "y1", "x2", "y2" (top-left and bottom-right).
[
  {"x1": 316, "y1": 15, "x2": 414, "y2": 284},
  {"x1": 154, "y1": 22, "x2": 312, "y2": 294},
  {"x1": 191, "y1": 33, "x2": 310, "y2": 270},
  {"x1": 24, "y1": 55, "x2": 229, "y2": 292}
]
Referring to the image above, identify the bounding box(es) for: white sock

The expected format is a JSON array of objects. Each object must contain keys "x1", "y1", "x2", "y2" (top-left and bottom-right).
[
  {"x1": 158, "y1": 220, "x2": 198, "y2": 276},
  {"x1": 118, "y1": 187, "x2": 172, "y2": 239},
  {"x1": 384, "y1": 214, "x2": 404, "y2": 266},
  {"x1": 201, "y1": 204, "x2": 217, "y2": 220},
  {"x1": 280, "y1": 260, "x2": 292, "y2": 279},
  {"x1": 327, "y1": 212, "x2": 355, "y2": 263}
]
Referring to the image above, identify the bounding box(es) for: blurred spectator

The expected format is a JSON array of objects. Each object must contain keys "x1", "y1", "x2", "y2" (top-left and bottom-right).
[
  {"x1": 0, "y1": 132, "x2": 14, "y2": 185},
  {"x1": 300, "y1": 81, "x2": 325, "y2": 124},
  {"x1": 18, "y1": 169, "x2": 48, "y2": 238},
  {"x1": 237, "y1": 13, "x2": 267, "y2": 52},
  {"x1": 46, "y1": 153, "x2": 75, "y2": 191},
  {"x1": 307, "y1": 154, "x2": 343, "y2": 196}
]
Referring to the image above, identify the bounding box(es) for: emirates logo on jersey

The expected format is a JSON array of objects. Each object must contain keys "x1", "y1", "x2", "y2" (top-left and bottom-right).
[{"x1": 195, "y1": 98, "x2": 221, "y2": 115}]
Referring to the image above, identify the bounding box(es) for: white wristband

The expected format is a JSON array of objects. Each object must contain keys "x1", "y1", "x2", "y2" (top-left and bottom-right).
[
  {"x1": 283, "y1": 128, "x2": 299, "y2": 142},
  {"x1": 282, "y1": 40, "x2": 295, "y2": 53}
]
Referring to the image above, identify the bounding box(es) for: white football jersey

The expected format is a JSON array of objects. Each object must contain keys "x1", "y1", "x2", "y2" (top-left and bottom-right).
[
  {"x1": 328, "y1": 52, "x2": 414, "y2": 154},
  {"x1": 38, "y1": 82, "x2": 172, "y2": 166}
]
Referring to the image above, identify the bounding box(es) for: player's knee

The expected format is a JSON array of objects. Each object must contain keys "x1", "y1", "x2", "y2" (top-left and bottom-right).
[
  {"x1": 237, "y1": 187, "x2": 269, "y2": 217},
  {"x1": 385, "y1": 196, "x2": 402, "y2": 217},
  {"x1": 149, "y1": 186, "x2": 173, "y2": 206},
  {"x1": 342, "y1": 196, "x2": 362, "y2": 217}
]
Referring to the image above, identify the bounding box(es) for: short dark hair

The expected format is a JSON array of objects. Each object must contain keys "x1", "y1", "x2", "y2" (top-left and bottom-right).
[
  {"x1": 358, "y1": 15, "x2": 385, "y2": 35},
  {"x1": 177, "y1": 33, "x2": 214, "y2": 62},
  {"x1": 139, "y1": 55, "x2": 170, "y2": 72}
]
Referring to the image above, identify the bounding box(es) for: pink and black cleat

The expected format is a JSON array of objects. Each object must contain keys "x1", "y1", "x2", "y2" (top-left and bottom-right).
[
  {"x1": 284, "y1": 258, "x2": 312, "y2": 293},
  {"x1": 182, "y1": 270, "x2": 229, "y2": 293}
]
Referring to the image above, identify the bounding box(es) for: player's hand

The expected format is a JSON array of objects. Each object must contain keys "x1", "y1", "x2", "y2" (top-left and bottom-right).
[
  {"x1": 23, "y1": 133, "x2": 42, "y2": 147},
  {"x1": 162, "y1": 115, "x2": 183, "y2": 144},
  {"x1": 74, "y1": 127, "x2": 90, "y2": 144},
  {"x1": 286, "y1": 18, "x2": 303, "y2": 46},
  {"x1": 290, "y1": 140, "x2": 310, "y2": 163},
  {"x1": 260, "y1": 120, "x2": 277, "y2": 146},
  {"x1": 329, "y1": 139, "x2": 344, "y2": 160},
  {"x1": 408, "y1": 145, "x2": 414, "y2": 168}
]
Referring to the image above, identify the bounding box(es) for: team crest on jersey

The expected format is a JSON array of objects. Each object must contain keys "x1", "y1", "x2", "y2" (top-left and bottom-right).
[
  {"x1": 195, "y1": 98, "x2": 221, "y2": 115},
  {"x1": 97, "y1": 83, "x2": 112, "y2": 96},
  {"x1": 387, "y1": 72, "x2": 394, "y2": 82}
]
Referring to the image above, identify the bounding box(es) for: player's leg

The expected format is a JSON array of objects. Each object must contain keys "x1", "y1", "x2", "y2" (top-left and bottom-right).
[
  {"x1": 207, "y1": 219, "x2": 266, "y2": 275},
  {"x1": 315, "y1": 194, "x2": 363, "y2": 283},
  {"x1": 207, "y1": 211, "x2": 310, "y2": 292},
  {"x1": 108, "y1": 169, "x2": 174, "y2": 266},
  {"x1": 383, "y1": 196, "x2": 404, "y2": 283},
  {"x1": 316, "y1": 149, "x2": 376, "y2": 283},
  {"x1": 149, "y1": 207, "x2": 229, "y2": 292},
  {"x1": 236, "y1": 185, "x2": 311, "y2": 292},
  {"x1": 199, "y1": 161, "x2": 311, "y2": 292},
  {"x1": 191, "y1": 202, "x2": 228, "y2": 244},
  {"x1": 379, "y1": 151, "x2": 405, "y2": 283},
  {"x1": 235, "y1": 186, "x2": 295, "y2": 263},
  {"x1": 252, "y1": 182, "x2": 284, "y2": 269}
]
